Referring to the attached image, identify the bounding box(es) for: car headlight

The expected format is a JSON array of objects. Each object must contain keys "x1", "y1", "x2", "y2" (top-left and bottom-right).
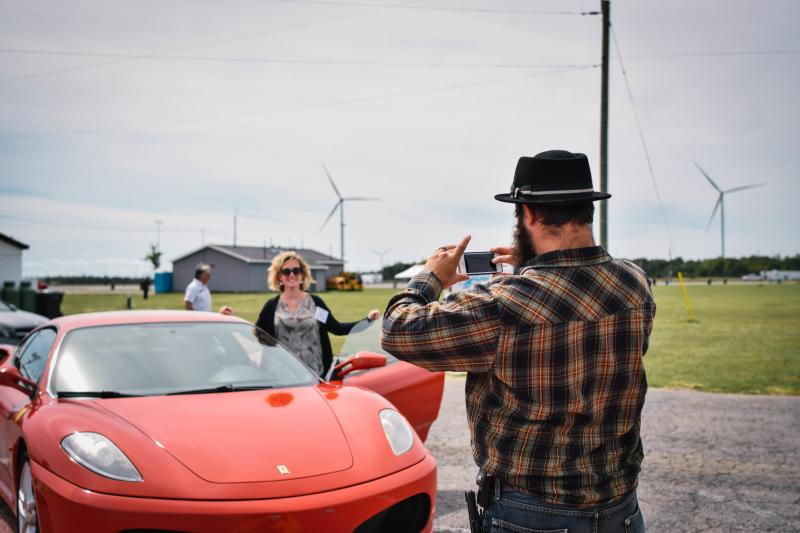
[
  {"x1": 61, "y1": 432, "x2": 143, "y2": 482},
  {"x1": 379, "y1": 409, "x2": 414, "y2": 456}
]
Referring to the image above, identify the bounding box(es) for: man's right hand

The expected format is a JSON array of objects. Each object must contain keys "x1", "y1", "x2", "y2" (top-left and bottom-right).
[{"x1": 424, "y1": 235, "x2": 471, "y2": 289}]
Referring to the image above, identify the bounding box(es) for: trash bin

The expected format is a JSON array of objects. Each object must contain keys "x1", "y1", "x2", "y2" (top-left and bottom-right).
[
  {"x1": 154, "y1": 272, "x2": 173, "y2": 294},
  {"x1": 35, "y1": 292, "x2": 63, "y2": 319},
  {"x1": 1, "y1": 281, "x2": 19, "y2": 307},
  {"x1": 19, "y1": 282, "x2": 37, "y2": 312}
]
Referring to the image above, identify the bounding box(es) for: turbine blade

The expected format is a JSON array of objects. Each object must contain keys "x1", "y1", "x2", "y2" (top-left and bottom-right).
[
  {"x1": 319, "y1": 201, "x2": 341, "y2": 232},
  {"x1": 321, "y1": 163, "x2": 342, "y2": 200},
  {"x1": 724, "y1": 183, "x2": 765, "y2": 194},
  {"x1": 694, "y1": 162, "x2": 722, "y2": 192},
  {"x1": 705, "y1": 196, "x2": 722, "y2": 231},
  {"x1": 343, "y1": 197, "x2": 381, "y2": 202}
]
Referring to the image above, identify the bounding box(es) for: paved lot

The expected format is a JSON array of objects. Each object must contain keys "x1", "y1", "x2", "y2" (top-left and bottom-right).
[
  {"x1": 428, "y1": 375, "x2": 800, "y2": 532},
  {"x1": 2, "y1": 375, "x2": 796, "y2": 532}
]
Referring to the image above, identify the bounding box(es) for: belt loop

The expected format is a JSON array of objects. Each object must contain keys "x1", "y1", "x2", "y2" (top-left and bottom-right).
[{"x1": 494, "y1": 477, "x2": 501, "y2": 501}]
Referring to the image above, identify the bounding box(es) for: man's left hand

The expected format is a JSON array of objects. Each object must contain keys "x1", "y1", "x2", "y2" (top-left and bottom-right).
[
  {"x1": 219, "y1": 306, "x2": 233, "y2": 315},
  {"x1": 424, "y1": 234, "x2": 471, "y2": 289}
]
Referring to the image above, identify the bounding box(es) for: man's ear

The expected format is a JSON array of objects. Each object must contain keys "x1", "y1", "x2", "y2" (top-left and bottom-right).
[{"x1": 522, "y1": 204, "x2": 536, "y2": 226}]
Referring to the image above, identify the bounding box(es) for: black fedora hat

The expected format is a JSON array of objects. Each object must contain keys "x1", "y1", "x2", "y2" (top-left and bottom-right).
[{"x1": 495, "y1": 150, "x2": 611, "y2": 204}]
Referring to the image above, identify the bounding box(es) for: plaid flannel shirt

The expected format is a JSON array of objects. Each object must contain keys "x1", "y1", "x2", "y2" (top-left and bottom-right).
[{"x1": 381, "y1": 246, "x2": 655, "y2": 507}]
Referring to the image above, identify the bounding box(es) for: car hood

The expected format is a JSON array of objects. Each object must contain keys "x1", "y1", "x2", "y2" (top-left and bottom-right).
[
  {"x1": 0, "y1": 310, "x2": 48, "y2": 329},
  {"x1": 99, "y1": 386, "x2": 354, "y2": 483}
]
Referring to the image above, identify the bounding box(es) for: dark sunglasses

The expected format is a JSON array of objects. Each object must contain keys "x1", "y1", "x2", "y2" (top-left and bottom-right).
[{"x1": 280, "y1": 267, "x2": 302, "y2": 276}]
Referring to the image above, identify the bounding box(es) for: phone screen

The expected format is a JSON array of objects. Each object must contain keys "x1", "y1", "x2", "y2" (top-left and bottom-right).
[{"x1": 463, "y1": 252, "x2": 497, "y2": 274}]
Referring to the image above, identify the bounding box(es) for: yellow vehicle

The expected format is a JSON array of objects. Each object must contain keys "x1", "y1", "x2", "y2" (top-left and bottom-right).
[{"x1": 326, "y1": 272, "x2": 363, "y2": 291}]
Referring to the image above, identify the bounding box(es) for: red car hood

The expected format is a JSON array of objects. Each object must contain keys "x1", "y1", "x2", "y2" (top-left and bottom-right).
[{"x1": 98, "y1": 386, "x2": 353, "y2": 483}]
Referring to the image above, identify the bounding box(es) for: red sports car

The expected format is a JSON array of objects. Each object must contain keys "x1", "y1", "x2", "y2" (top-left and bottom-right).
[{"x1": 0, "y1": 311, "x2": 444, "y2": 532}]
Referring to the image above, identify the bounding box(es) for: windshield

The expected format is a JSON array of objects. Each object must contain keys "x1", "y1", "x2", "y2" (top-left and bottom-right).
[
  {"x1": 53, "y1": 322, "x2": 317, "y2": 397},
  {"x1": 0, "y1": 300, "x2": 12, "y2": 312}
]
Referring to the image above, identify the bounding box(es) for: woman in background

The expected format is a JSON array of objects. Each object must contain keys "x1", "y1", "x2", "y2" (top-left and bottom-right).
[{"x1": 255, "y1": 251, "x2": 380, "y2": 377}]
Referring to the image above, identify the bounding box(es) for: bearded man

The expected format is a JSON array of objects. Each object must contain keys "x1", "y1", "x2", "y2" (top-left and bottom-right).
[{"x1": 381, "y1": 150, "x2": 655, "y2": 532}]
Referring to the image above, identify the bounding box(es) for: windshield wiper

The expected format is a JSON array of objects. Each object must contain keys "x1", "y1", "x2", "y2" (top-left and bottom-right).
[
  {"x1": 166, "y1": 384, "x2": 274, "y2": 396},
  {"x1": 58, "y1": 391, "x2": 141, "y2": 398}
]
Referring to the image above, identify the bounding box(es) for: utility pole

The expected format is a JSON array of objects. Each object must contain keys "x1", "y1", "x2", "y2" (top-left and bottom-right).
[
  {"x1": 599, "y1": 0, "x2": 610, "y2": 249},
  {"x1": 233, "y1": 207, "x2": 238, "y2": 247},
  {"x1": 154, "y1": 220, "x2": 163, "y2": 252},
  {"x1": 340, "y1": 202, "x2": 345, "y2": 265}
]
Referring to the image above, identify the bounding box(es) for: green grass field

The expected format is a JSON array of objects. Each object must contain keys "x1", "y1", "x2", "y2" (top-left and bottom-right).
[{"x1": 60, "y1": 283, "x2": 800, "y2": 395}]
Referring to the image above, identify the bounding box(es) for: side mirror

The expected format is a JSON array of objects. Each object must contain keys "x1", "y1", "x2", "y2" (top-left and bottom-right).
[
  {"x1": 0, "y1": 366, "x2": 37, "y2": 395},
  {"x1": 332, "y1": 352, "x2": 387, "y2": 380}
]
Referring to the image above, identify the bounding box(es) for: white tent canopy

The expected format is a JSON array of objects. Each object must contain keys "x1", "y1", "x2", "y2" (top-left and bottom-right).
[{"x1": 394, "y1": 264, "x2": 425, "y2": 279}]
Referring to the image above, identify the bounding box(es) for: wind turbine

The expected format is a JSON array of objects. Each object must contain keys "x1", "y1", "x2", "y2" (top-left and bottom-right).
[
  {"x1": 694, "y1": 162, "x2": 765, "y2": 258},
  {"x1": 371, "y1": 247, "x2": 392, "y2": 271},
  {"x1": 320, "y1": 163, "x2": 379, "y2": 266}
]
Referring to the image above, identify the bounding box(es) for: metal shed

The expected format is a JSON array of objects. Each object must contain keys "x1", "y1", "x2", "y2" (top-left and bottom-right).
[{"x1": 0, "y1": 233, "x2": 29, "y2": 287}]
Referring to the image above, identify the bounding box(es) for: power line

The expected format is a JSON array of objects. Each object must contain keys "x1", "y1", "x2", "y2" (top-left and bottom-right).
[
  {"x1": 0, "y1": 65, "x2": 597, "y2": 141},
  {"x1": 0, "y1": 0, "x2": 419, "y2": 84},
  {"x1": 0, "y1": 48, "x2": 593, "y2": 70},
  {"x1": 257, "y1": 0, "x2": 588, "y2": 15},
  {"x1": 0, "y1": 213, "x2": 226, "y2": 235},
  {"x1": 620, "y1": 49, "x2": 800, "y2": 59},
  {"x1": 610, "y1": 24, "x2": 675, "y2": 259}
]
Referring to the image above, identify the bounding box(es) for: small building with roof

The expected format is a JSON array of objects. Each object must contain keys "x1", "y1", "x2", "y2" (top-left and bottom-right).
[
  {"x1": 171, "y1": 245, "x2": 344, "y2": 293},
  {"x1": 0, "y1": 232, "x2": 29, "y2": 287}
]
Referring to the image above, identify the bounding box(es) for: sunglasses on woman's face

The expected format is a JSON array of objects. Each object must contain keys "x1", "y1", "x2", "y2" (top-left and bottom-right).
[{"x1": 281, "y1": 267, "x2": 302, "y2": 276}]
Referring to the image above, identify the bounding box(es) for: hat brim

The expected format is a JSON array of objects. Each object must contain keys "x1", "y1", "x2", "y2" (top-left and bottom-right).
[{"x1": 494, "y1": 191, "x2": 611, "y2": 204}]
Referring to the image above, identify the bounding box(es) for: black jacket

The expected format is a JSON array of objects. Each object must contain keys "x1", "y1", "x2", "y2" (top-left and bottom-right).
[{"x1": 255, "y1": 294, "x2": 362, "y2": 376}]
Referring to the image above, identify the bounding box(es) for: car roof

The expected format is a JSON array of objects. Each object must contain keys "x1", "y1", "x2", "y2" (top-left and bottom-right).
[{"x1": 47, "y1": 310, "x2": 250, "y2": 333}]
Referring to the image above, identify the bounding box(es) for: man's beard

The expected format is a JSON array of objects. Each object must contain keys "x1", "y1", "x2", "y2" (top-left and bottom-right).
[{"x1": 513, "y1": 212, "x2": 537, "y2": 267}]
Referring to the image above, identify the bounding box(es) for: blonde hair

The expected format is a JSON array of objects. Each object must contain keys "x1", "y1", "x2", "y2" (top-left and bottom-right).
[{"x1": 268, "y1": 251, "x2": 314, "y2": 291}]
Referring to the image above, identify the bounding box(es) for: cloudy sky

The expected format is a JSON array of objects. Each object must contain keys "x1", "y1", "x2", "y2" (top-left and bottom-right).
[{"x1": 1, "y1": 0, "x2": 798, "y2": 277}]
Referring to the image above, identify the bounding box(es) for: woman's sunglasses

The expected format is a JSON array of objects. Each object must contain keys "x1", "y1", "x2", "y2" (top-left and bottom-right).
[{"x1": 280, "y1": 267, "x2": 302, "y2": 276}]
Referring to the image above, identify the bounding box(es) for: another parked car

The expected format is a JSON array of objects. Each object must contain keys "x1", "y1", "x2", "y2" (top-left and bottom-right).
[
  {"x1": 0, "y1": 298, "x2": 47, "y2": 345},
  {"x1": 0, "y1": 311, "x2": 444, "y2": 533}
]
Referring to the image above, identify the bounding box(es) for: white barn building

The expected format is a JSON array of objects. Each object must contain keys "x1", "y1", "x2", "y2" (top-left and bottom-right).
[{"x1": 0, "y1": 233, "x2": 28, "y2": 287}]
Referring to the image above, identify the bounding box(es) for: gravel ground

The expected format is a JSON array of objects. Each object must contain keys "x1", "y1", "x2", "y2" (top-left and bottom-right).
[{"x1": 428, "y1": 375, "x2": 800, "y2": 532}]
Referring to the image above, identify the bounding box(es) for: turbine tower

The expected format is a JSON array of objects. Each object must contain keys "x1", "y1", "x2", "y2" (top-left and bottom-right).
[
  {"x1": 694, "y1": 162, "x2": 764, "y2": 258},
  {"x1": 371, "y1": 247, "x2": 392, "y2": 271},
  {"x1": 320, "y1": 163, "x2": 379, "y2": 267}
]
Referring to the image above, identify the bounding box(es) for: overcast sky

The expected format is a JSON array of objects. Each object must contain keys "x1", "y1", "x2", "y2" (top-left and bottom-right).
[{"x1": 1, "y1": 0, "x2": 798, "y2": 277}]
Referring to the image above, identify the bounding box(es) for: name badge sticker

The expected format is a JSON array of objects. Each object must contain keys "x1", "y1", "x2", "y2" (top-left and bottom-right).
[{"x1": 314, "y1": 307, "x2": 330, "y2": 324}]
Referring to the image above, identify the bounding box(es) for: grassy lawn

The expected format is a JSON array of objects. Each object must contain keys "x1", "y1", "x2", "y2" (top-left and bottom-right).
[
  {"x1": 60, "y1": 283, "x2": 800, "y2": 395},
  {"x1": 646, "y1": 283, "x2": 799, "y2": 395}
]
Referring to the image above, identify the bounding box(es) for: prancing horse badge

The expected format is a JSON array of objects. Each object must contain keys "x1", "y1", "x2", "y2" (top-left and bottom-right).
[{"x1": 277, "y1": 465, "x2": 290, "y2": 475}]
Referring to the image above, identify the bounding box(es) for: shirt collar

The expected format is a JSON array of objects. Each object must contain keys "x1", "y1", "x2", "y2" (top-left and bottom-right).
[{"x1": 518, "y1": 246, "x2": 611, "y2": 273}]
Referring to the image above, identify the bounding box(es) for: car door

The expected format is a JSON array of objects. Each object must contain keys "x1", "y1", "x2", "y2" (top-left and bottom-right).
[
  {"x1": 0, "y1": 328, "x2": 57, "y2": 503},
  {"x1": 333, "y1": 320, "x2": 444, "y2": 442}
]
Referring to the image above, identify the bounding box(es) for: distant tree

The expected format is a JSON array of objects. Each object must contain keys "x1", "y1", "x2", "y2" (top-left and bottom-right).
[
  {"x1": 144, "y1": 244, "x2": 162, "y2": 272},
  {"x1": 382, "y1": 261, "x2": 417, "y2": 280}
]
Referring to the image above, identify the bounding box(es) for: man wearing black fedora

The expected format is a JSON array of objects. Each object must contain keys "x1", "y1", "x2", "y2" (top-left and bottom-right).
[{"x1": 382, "y1": 150, "x2": 655, "y2": 532}]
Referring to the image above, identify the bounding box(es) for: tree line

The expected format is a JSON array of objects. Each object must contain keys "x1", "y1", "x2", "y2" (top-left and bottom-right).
[
  {"x1": 627, "y1": 255, "x2": 800, "y2": 278},
  {"x1": 382, "y1": 254, "x2": 800, "y2": 280}
]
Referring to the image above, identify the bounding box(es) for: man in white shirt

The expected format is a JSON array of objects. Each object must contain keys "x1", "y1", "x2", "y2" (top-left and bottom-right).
[{"x1": 184, "y1": 264, "x2": 232, "y2": 314}]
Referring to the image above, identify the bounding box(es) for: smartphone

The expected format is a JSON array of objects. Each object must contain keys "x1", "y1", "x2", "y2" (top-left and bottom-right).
[{"x1": 458, "y1": 252, "x2": 502, "y2": 276}]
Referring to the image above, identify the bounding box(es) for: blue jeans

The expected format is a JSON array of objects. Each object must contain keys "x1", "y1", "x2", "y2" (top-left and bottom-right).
[{"x1": 481, "y1": 485, "x2": 644, "y2": 533}]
